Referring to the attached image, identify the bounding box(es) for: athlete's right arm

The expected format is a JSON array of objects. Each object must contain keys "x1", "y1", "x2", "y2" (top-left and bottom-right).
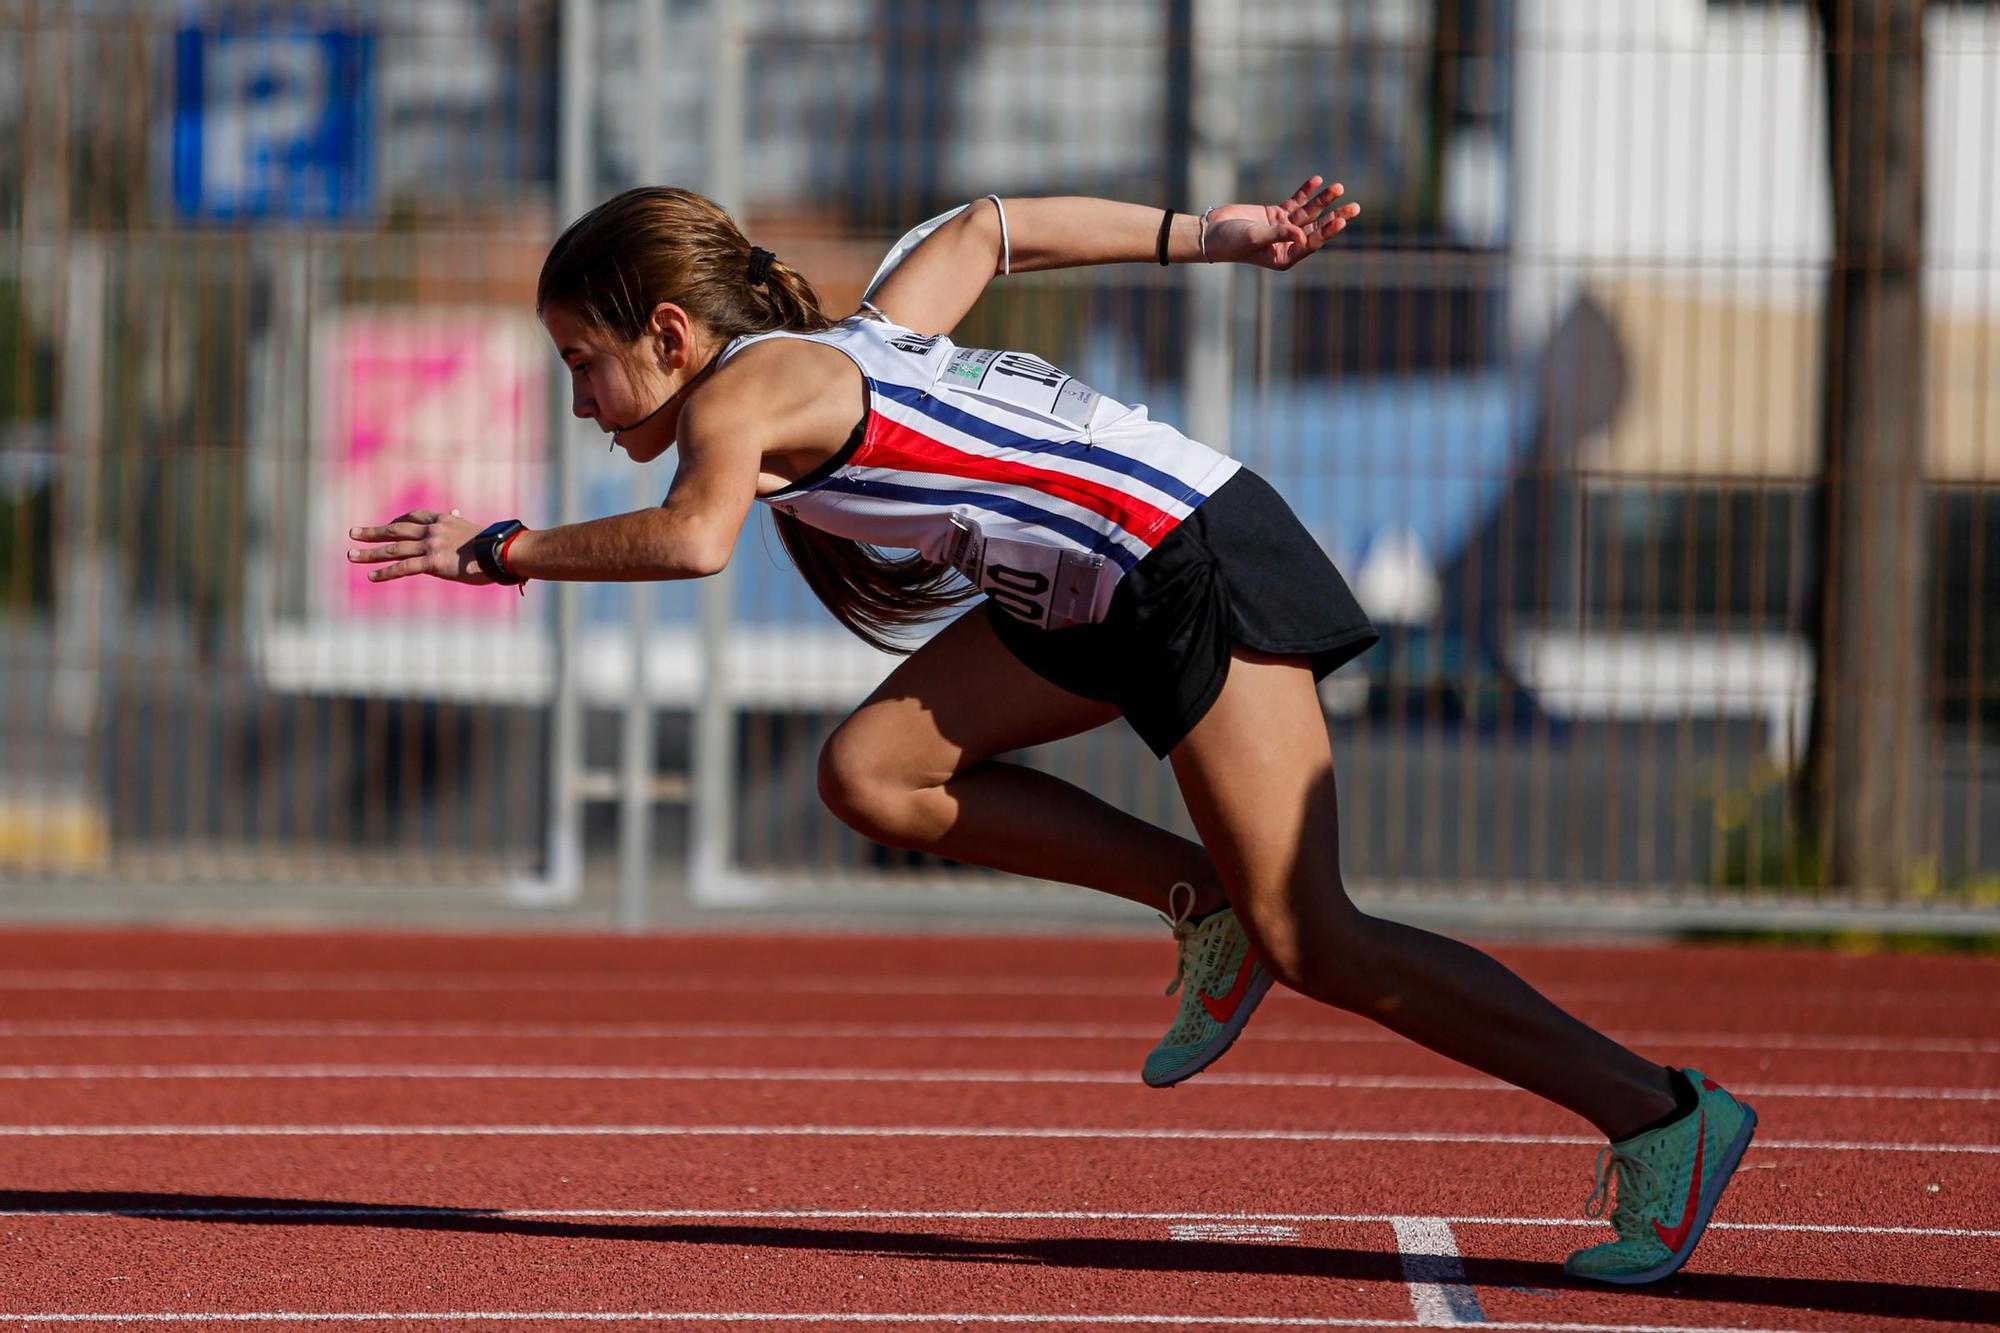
[
  {"x1": 865, "y1": 179, "x2": 1354, "y2": 335},
  {"x1": 504, "y1": 397, "x2": 761, "y2": 582}
]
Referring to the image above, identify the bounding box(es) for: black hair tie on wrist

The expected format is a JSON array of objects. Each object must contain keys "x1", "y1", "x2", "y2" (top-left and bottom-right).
[
  {"x1": 1156, "y1": 209, "x2": 1176, "y2": 266},
  {"x1": 746, "y1": 246, "x2": 776, "y2": 287}
]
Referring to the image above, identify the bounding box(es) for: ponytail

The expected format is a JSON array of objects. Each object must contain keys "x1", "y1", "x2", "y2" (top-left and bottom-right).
[
  {"x1": 539, "y1": 187, "x2": 975, "y2": 653},
  {"x1": 773, "y1": 511, "x2": 977, "y2": 656}
]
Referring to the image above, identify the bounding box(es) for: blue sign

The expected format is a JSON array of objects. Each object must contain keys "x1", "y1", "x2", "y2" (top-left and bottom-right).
[{"x1": 172, "y1": 24, "x2": 374, "y2": 221}]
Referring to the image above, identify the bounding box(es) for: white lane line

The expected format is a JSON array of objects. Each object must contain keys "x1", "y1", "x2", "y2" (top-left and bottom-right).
[
  {"x1": 1391, "y1": 1217, "x2": 1487, "y2": 1326},
  {"x1": 0, "y1": 1064, "x2": 1994, "y2": 1105},
  {"x1": 1167, "y1": 1222, "x2": 1301, "y2": 1242},
  {"x1": 0, "y1": 1314, "x2": 1827, "y2": 1330},
  {"x1": 2, "y1": 1019, "x2": 1998, "y2": 1055},
  {"x1": 0, "y1": 968, "x2": 1986, "y2": 1009},
  {"x1": 0, "y1": 1123, "x2": 1990, "y2": 1153},
  {"x1": 0, "y1": 1206, "x2": 1991, "y2": 1237}
]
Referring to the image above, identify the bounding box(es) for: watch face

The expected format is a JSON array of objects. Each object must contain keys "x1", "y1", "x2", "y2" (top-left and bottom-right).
[{"x1": 473, "y1": 520, "x2": 524, "y2": 583}]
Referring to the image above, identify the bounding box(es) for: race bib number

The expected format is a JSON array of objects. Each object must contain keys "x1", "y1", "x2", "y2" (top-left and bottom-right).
[
  {"x1": 937, "y1": 347, "x2": 1101, "y2": 430},
  {"x1": 945, "y1": 514, "x2": 1108, "y2": 630}
]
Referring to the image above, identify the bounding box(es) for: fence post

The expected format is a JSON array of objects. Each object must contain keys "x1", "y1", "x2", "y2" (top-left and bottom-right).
[{"x1": 688, "y1": 0, "x2": 748, "y2": 907}]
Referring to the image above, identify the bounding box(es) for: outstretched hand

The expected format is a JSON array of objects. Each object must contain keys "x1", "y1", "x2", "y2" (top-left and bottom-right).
[
  {"x1": 346, "y1": 508, "x2": 491, "y2": 585},
  {"x1": 1203, "y1": 175, "x2": 1359, "y2": 271}
]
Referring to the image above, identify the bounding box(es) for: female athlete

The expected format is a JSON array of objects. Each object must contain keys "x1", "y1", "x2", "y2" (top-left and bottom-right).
[{"x1": 347, "y1": 178, "x2": 1755, "y2": 1285}]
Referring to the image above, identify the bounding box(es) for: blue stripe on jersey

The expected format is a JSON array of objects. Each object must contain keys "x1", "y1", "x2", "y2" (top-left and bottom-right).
[
  {"x1": 870, "y1": 380, "x2": 1212, "y2": 510},
  {"x1": 817, "y1": 476, "x2": 1142, "y2": 573}
]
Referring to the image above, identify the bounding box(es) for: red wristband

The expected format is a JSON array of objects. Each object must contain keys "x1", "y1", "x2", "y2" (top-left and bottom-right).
[{"x1": 497, "y1": 527, "x2": 527, "y2": 592}]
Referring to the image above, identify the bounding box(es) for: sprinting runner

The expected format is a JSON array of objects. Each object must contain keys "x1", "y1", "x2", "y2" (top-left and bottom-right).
[{"x1": 348, "y1": 178, "x2": 1756, "y2": 1284}]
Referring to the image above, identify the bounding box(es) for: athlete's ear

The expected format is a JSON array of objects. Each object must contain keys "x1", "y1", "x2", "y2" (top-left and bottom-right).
[{"x1": 645, "y1": 302, "x2": 696, "y2": 371}]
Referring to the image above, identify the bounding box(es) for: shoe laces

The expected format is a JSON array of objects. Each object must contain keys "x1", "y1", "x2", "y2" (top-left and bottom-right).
[
  {"x1": 1585, "y1": 1143, "x2": 1661, "y2": 1238},
  {"x1": 1159, "y1": 881, "x2": 1198, "y2": 998}
]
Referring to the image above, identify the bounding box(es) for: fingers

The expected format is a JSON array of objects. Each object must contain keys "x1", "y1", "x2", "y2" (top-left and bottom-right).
[
  {"x1": 363, "y1": 557, "x2": 429, "y2": 583},
  {"x1": 1311, "y1": 204, "x2": 1357, "y2": 238},
  {"x1": 348, "y1": 521, "x2": 426, "y2": 542},
  {"x1": 1289, "y1": 181, "x2": 1346, "y2": 227},
  {"x1": 345, "y1": 508, "x2": 477, "y2": 587},
  {"x1": 346, "y1": 541, "x2": 423, "y2": 565}
]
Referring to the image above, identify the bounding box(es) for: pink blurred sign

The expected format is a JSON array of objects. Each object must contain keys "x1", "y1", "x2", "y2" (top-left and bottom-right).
[{"x1": 320, "y1": 311, "x2": 546, "y2": 618}]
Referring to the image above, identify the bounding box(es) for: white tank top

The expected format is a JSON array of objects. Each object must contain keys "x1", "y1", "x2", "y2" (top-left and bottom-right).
[{"x1": 719, "y1": 313, "x2": 1239, "y2": 629}]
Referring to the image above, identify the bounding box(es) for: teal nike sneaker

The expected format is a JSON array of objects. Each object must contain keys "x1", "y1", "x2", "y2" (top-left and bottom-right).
[
  {"x1": 1141, "y1": 882, "x2": 1273, "y2": 1088},
  {"x1": 1564, "y1": 1069, "x2": 1758, "y2": 1285}
]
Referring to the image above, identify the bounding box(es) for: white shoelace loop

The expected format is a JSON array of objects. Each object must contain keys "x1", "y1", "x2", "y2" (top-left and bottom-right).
[
  {"x1": 1585, "y1": 1145, "x2": 1656, "y2": 1234},
  {"x1": 1159, "y1": 882, "x2": 1198, "y2": 997}
]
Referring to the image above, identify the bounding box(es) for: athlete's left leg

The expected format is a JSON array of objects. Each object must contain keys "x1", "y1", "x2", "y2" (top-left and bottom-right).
[
  {"x1": 1167, "y1": 645, "x2": 1678, "y2": 1140},
  {"x1": 817, "y1": 606, "x2": 1227, "y2": 916}
]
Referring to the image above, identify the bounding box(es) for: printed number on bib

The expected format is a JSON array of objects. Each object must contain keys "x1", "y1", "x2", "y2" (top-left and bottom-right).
[
  {"x1": 946, "y1": 514, "x2": 1108, "y2": 630},
  {"x1": 938, "y1": 347, "x2": 1101, "y2": 431}
]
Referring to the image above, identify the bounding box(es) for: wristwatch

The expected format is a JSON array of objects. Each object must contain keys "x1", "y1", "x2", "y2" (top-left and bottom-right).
[{"x1": 471, "y1": 518, "x2": 529, "y2": 586}]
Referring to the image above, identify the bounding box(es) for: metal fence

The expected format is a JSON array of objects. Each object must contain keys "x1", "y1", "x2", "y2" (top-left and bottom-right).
[{"x1": 1, "y1": 0, "x2": 1994, "y2": 931}]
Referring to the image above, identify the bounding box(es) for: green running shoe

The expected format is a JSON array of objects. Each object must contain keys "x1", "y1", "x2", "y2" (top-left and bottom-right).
[
  {"x1": 1141, "y1": 882, "x2": 1273, "y2": 1088},
  {"x1": 1564, "y1": 1068, "x2": 1758, "y2": 1285}
]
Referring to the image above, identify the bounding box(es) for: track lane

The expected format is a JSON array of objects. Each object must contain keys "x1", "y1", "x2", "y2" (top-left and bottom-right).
[
  {"x1": 1, "y1": 1074, "x2": 1997, "y2": 1144},
  {"x1": 0, "y1": 1211, "x2": 1417, "y2": 1322},
  {"x1": 1, "y1": 1133, "x2": 1993, "y2": 1228},
  {"x1": 1, "y1": 1033, "x2": 1996, "y2": 1098},
  {"x1": 4, "y1": 929, "x2": 1995, "y2": 1001},
  {"x1": 0, "y1": 1178, "x2": 1990, "y2": 1329},
  {"x1": 6, "y1": 981, "x2": 2000, "y2": 1044},
  {"x1": 2, "y1": 929, "x2": 1996, "y2": 1329}
]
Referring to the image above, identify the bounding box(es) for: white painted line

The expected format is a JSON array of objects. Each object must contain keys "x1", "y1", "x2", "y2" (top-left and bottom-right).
[
  {"x1": 0, "y1": 1205, "x2": 1992, "y2": 1238},
  {"x1": 1167, "y1": 1222, "x2": 1301, "y2": 1242},
  {"x1": 0, "y1": 1313, "x2": 1824, "y2": 1330},
  {"x1": 0, "y1": 1122, "x2": 1990, "y2": 1153},
  {"x1": 0, "y1": 1018, "x2": 1995, "y2": 1055},
  {"x1": 1391, "y1": 1217, "x2": 1487, "y2": 1326},
  {"x1": 0, "y1": 1063, "x2": 1992, "y2": 1104}
]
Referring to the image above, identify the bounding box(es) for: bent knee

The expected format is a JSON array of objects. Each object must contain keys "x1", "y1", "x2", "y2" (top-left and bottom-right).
[
  {"x1": 1244, "y1": 899, "x2": 1395, "y2": 1015},
  {"x1": 816, "y1": 721, "x2": 943, "y2": 847}
]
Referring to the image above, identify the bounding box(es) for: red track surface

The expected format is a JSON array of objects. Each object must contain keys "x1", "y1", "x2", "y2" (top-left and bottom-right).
[{"x1": 0, "y1": 928, "x2": 1994, "y2": 1330}]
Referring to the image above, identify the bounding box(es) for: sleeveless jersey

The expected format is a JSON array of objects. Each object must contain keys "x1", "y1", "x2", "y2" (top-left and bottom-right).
[{"x1": 720, "y1": 314, "x2": 1239, "y2": 629}]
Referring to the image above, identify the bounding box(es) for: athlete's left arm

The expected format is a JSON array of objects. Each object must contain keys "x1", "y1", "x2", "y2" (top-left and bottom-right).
[
  {"x1": 866, "y1": 176, "x2": 1359, "y2": 336},
  {"x1": 348, "y1": 398, "x2": 763, "y2": 585}
]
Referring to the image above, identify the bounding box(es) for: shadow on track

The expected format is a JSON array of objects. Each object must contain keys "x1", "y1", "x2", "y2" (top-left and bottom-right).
[{"x1": 5, "y1": 1190, "x2": 1992, "y2": 1325}]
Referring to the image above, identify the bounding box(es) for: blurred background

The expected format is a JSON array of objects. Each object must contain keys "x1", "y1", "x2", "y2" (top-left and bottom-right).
[{"x1": 0, "y1": 0, "x2": 1993, "y2": 935}]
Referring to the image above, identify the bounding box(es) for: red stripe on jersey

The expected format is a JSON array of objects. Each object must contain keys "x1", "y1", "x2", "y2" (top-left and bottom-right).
[{"x1": 861, "y1": 413, "x2": 1177, "y2": 545}]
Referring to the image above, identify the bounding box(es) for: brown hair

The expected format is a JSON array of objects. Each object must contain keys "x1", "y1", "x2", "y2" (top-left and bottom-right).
[{"x1": 536, "y1": 186, "x2": 975, "y2": 653}]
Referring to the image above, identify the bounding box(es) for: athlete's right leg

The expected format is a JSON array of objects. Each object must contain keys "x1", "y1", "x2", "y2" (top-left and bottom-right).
[{"x1": 816, "y1": 607, "x2": 1226, "y2": 917}]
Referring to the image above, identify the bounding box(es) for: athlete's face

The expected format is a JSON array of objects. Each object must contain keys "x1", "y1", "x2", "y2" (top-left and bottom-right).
[{"x1": 541, "y1": 302, "x2": 702, "y2": 464}]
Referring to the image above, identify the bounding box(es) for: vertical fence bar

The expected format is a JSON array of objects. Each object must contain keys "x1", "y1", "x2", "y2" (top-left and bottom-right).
[
  {"x1": 618, "y1": 0, "x2": 669, "y2": 930},
  {"x1": 689, "y1": 0, "x2": 746, "y2": 906},
  {"x1": 533, "y1": 0, "x2": 596, "y2": 908},
  {"x1": 1184, "y1": 0, "x2": 1238, "y2": 457}
]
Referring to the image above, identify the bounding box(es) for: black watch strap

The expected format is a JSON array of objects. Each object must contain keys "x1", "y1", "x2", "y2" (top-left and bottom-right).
[{"x1": 472, "y1": 518, "x2": 528, "y2": 585}]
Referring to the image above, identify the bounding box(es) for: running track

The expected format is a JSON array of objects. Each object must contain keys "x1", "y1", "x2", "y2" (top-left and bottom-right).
[{"x1": 0, "y1": 928, "x2": 1994, "y2": 1331}]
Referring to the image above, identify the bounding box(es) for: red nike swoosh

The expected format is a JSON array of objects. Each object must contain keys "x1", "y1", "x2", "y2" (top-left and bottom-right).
[
  {"x1": 1199, "y1": 953, "x2": 1257, "y2": 1024},
  {"x1": 1651, "y1": 1110, "x2": 1706, "y2": 1253}
]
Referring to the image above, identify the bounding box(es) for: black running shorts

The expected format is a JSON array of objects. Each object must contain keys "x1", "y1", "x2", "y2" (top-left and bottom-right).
[{"x1": 986, "y1": 467, "x2": 1378, "y2": 757}]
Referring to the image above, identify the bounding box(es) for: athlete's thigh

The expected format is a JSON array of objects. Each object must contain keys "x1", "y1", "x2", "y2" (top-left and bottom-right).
[
  {"x1": 1166, "y1": 647, "x2": 1361, "y2": 955},
  {"x1": 835, "y1": 606, "x2": 1121, "y2": 787}
]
